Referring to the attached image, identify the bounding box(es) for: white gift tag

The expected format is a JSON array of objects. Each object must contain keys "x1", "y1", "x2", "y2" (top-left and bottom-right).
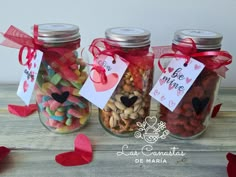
[
  {"x1": 17, "y1": 50, "x2": 43, "y2": 105},
  {"x1": 80, "y1": 55, "x2": 129, "y2": 109},
  {"x1": 150, "y1": 57, "x2": 205, "y2": 111}
]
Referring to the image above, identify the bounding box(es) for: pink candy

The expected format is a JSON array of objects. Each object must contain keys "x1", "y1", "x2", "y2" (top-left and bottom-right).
[{"x1": 67, "y1": 108, "x2": 82, "y2": 118}]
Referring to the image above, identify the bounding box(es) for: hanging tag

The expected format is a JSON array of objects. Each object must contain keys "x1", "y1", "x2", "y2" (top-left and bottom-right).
[
  {"x1": 80, "y1": 55, "x2": 129, "y2": 109},
  {"x1": 150, "y1": 57, "x2": 205, "y2": 111},
  {"x1": 17, "y1": 50, "x2": 43, "y2": 105}
]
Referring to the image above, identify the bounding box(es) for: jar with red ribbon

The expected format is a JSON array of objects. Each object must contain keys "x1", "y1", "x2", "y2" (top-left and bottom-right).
[
  {"x1": 98, "y1": 27, "x2": 154, "y2": 137},
  {"x1": 34, "y1": 23, "x2": 91, "y2": 133},
  {"x1": 158, "y1": 29, "x2": 232, "y2": 139}
]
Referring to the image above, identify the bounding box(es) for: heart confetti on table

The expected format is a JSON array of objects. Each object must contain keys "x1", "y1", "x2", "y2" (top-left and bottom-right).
[
  {"x1": 8, "y1": 104, "x2": 37, "y2": 117},
  {"x1": 211, "y1": 103, "x2": 222, "y2": 118},
  {"x1": 226, "y1": 152, "x2": 236, "y2": 177},
  {"x1": 0, "y1": 146, "x2": 10, "y2": 161},
  {"x1": 55, "y1": 134, "x2": 93, "y2": 166}
]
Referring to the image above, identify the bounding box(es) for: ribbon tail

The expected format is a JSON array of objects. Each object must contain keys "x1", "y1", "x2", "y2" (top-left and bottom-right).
[{"x1": 214, "y1": 66, "x2": 228, "y2": 78}]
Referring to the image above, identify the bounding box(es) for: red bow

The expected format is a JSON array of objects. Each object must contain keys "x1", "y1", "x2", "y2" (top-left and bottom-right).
[
  {"x1": 1, "y1": 25, "x2": 81, "y2": 82},
  {"x1": 89, "y1": 38, "x2": 154, "y2": 90},
  {"x1": 158, "y1": 39, "x2": 232, "y2": 77}
]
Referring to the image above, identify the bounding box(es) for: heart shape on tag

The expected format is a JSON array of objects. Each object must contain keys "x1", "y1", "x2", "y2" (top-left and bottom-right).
[
  {"x1": 93, "y1": 71, "x2": 119, "y2": 92},
  {"x1": 177, "y1": 90, "x2": 184, "y2": 96},
  {"x1": 51, "y1": 91, "x2": 69, "y2": 103},
  {"x1": 159, "y1": 79, "x2": 165, "y2": 85},
  {"x1": 186, "y1": 77, "x2": 192, "y2": 84},
  {"x1": 169, "y1": 100, "x2": 176, "y2": 107},
  {"x1": 194, "y1": 64, "x2": 201, "y2": 70},
  {"x1": 120, "y1": 96, "x2": 138, "y2": 107},
  {"x1": 168, "y1": 67, "x2": 174, "y2": 73},
  {"x1": 161, "y1": 95, "x2": 166, "y2": 101},
  {"x1": 55, "y1": 134, "x2": 93, "y2": 166},
  {"x1": 23, "y1": 80, "x2": 29, "y2": 92},
  {"x1": 192, "y1": 97, "x2": 209, "y2": 115}
]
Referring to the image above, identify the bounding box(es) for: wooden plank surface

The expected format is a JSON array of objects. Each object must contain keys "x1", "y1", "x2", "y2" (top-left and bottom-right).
[{"x1": 0, "y1": 85, "x2": 236, "y2": 177}]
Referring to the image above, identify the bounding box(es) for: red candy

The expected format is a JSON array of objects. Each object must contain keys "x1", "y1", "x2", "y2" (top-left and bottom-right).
[{"x1": 160, "y1": 68, "x2": 220, "y2": 139}]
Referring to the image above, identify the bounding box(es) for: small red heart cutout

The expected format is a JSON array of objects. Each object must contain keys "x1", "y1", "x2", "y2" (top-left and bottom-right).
[
  {"x1": 55, "y1": 134, "x2": 93, "y2": 166},
  {"x1": 168, "y1": 67, "x2": 174, "y2": 73},
  {"x1": 8, "y1": 104, "x2": 37, "y2": 117},
  {"x1": 227, "y1": 152, "x2": 236, "y2": 177},
  {"x1": 93, "y1": 71, "x2": 119, "y2": 92},
  {"x1": 0, "y1": 146, "x2": 10, "y2": 161}
]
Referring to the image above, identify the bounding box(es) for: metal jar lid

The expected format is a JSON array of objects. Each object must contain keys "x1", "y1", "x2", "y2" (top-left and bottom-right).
[
  {"x1": 173, "y1": 29, "x2": 223, "y2": 50},
  {"x1": 32, "y1": 23, "x2": 80, "y2": 44},
  {"x1": 105, "y1": 27, "x2": 151, "y2": 48}
]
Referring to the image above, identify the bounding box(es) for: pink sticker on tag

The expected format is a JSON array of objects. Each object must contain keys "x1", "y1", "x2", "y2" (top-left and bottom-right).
[
  {"x1": 80, "y1": 55, "x2": 129, "y2": 109},
  {"x1": 17, "y1": 50, "x2": 43, "y2": 105},
  {"x1": 150, "y1": 58, "x2": 205, "y2": 111}
]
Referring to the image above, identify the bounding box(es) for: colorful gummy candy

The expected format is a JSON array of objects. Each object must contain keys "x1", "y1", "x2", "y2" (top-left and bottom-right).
[{"x1": 36, "y1": 57, "x2": 90, "y2": 133}]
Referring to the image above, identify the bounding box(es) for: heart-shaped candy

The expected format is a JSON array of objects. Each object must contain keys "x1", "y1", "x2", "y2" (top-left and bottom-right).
[{"x1": 55, "y1": 134, "x2": 93, "y2": 166}]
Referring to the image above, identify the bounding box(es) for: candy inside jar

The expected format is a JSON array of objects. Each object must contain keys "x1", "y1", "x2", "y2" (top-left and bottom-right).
[
  {"x1": 98, "y1": 27, "x2": 154, "y2": 137},
  {"x1": 158, "y1": 29, "x2": 232, "y2": 139},
  {"x1": 34, "y1": 23, "x2": 90, "y2": 133}
]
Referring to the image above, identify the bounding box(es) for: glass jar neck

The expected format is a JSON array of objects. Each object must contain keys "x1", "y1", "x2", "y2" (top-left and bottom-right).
[
  {"x1": 106, "y1": 44, "x2": 150, "y2": 56},
  {"x1": 39, "y1": 39, "x2": 81, "y2": 50}
]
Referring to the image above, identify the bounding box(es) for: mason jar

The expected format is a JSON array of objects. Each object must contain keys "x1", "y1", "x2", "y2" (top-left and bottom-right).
[
  {"x1": 34, "y1": 23, "x2": 90, "y2": 133},
  {"x1": 99, "y1": 27, "x2": 154, "y2": 137},
  {"x1": 159, "y1": 29, "x2": 228, "y2": 139}
]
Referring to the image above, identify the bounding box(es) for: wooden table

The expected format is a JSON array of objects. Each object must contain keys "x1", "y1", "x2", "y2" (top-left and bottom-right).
[{"x1": 0, "y1": 85, "x2": 235, "y2": 177}]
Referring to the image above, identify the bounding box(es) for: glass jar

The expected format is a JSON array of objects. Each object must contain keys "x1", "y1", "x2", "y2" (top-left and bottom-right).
[
  {"x1": 99, "y1": 27, "x2": 154, "y2": 137},
  {"x1": 159, "y1": 29, "x2": 225, "y2": 139},
  {"x1": 35, "y1": 23, "x2": 90, "y2": 133}
]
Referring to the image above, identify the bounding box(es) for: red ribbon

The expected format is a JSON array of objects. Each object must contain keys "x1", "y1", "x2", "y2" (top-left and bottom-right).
[
  {"x1": 89, "y1": 38, "x2": 154, "y2": 90},
  {"x1": 0, "y1": 25, "x2": 81, "y2": 82},
  {"x1": 158, "y1": 39, "x2": 232, "y2": 76},
  {"x1": 89, "y1": 64, "x2": 107, "y2": 84}
]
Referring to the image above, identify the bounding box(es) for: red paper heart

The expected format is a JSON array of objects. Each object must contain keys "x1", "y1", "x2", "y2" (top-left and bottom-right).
[
  {"x1": 211, "y1": 103, "x2": 222, "y2": 118},
  {"x1": 93, "y1": 71, "x2": 119, "y2": 92},
  {"x1": 55, "y1": 134, "x2": 93, "y2": 166},
  {"x1": 0, "y1": 146, "x2": 10, "y2": 161},
  {"x1": 8, "y1": 104, "x2": 37, "y2": 117},
  {"x1": 227, "y1": 152, "x2": 236, "y2": 177}
]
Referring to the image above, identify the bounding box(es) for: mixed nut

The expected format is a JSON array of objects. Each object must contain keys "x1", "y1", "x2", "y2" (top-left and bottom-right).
[{"x1": 99, "y1": 68, "x2": 153, "y2": 136}]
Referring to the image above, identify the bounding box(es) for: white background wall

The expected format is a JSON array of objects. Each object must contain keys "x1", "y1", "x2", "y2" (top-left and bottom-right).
[{"x1": 0, "y1": 0, "x2": 235, "y2": 87}]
